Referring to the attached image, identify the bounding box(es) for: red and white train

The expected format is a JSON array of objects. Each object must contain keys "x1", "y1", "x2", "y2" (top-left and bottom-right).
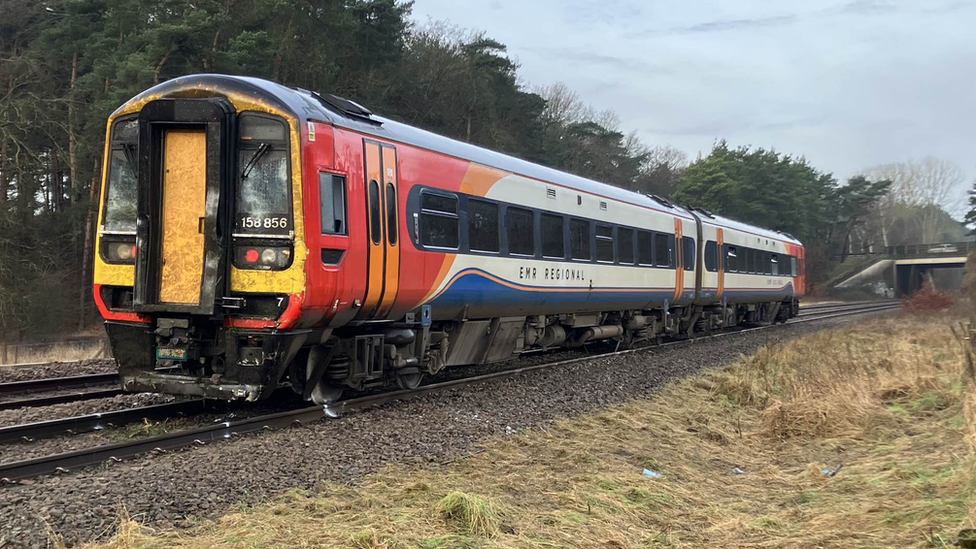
[{"x1": 93, "y1": 74, "x2": 805, "y2": 403}]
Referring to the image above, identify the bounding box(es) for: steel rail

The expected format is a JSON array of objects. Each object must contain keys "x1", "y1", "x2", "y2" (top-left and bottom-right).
[
  {"x1": 0, "y1": 372, "x2": 118, "y2": 397},
  {"x1": 0, "y1": 399, "x2": 220, "y2": 444},
  {"x1": 0, "y1": 389, "x2": 124, "y2": 412},
  {"x1": 0, "y1": 302, "x2": 898, "y2": 483},
  {"x1": 797, "y1": 303, "x2": 896, "y2": 317},
  {"x1": 798, "y1": 300, "x2": 893, "y2": 311}
]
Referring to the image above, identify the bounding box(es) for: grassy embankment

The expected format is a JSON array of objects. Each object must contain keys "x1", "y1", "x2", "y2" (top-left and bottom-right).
[{"x1": 77, "y1": 314, "x2": 976, "y2": 548}]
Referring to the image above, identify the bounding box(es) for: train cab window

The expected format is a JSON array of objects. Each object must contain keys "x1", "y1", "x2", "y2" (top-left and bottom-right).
[
  {"x1": 385, "y1": 183, "x2": 397, "y2": 245},
  {"x1": 618, "y1": 228, "x2": 635, "y2": 265},
  {"x1": 541, "y1": 213, "x2": 565, "y2": 258},
  {"x1": 237, "y1": 114, "x2": 291, "y2": 236},
  {"x1": 506, "y1": 207, "x2": 535, "y2": 256},
  {"x1": 637, "y1": 230, "x2": 653, "y2": 265},
  {"x1": 596, "y1": 225, "x2": 614, "y2": 262},
  {"x1": 704, "y1": 241, "x2": 718, "y2": 272},
  {"x1": 771, "y1": 254, "x2": 779, "y2": 276},
  {"x1": 682, "y1": 236, "x2": 695, "y2": 271},
  {"x1": 104, "y1": 149, "x2": 138, "y2": 233},
  {"x1": 468, "y1": 199, "x2": 499, "y2": 253},
  {"x1": 570, "y1": 218, "x2": 591, "y2": 261},
  {"x1": 726, "y1": 245, "x2": 738, "y2": 272},
  {"x1": 420, "y1": 191, "x2": 459, "y2": 249},
  {"x1": 790, "y1": 256, "x2": 797, "y2": 276},
  {"x1": 319, "y1": 173, "x2": 346, "y2": 235},
  {"x1": 653, "y1": 233, "x2": 672, "y2": 268}
]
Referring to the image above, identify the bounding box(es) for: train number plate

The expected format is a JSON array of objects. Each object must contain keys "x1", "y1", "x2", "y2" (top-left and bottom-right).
[{"x1": 156, "y1": 346, "x2": 188, "y2": 362}]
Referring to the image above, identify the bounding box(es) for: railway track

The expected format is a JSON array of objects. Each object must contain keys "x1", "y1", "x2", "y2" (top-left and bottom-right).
[{"x1": 0, "y1": 300, "x2": 899, "y2": 483}]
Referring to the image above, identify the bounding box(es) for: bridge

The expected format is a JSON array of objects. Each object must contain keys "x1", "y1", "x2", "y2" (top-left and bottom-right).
[{"x1": 836, "y1": 241, "x2": 972, "y2": 297}]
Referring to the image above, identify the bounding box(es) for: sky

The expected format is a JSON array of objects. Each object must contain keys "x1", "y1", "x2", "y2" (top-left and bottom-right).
[{"x1": 410, "y1": 0, "x2": 976, "y2": 210}]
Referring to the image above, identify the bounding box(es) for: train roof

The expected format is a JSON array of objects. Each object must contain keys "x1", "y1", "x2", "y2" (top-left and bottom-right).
[{"x1": 120, "y1": 74, "x2": 802, "y2": 246}]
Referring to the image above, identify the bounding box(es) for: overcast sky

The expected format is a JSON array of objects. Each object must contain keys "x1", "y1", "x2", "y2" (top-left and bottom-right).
[{"x1": 410, "y1": 0, "x2": 975, "y2": 208}]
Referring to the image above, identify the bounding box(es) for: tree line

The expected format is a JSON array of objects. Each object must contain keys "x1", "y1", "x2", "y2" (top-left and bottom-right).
[{"x1": 0, "y1": 0, "x2": 970, "y2": 338}]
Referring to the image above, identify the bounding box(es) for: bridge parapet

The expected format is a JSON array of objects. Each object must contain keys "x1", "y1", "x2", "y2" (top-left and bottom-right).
[{"x1": 885, "y1": 241, "x2": 975, "y2": 259}]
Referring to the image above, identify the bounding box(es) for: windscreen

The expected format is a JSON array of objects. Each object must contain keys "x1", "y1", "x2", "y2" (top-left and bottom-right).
[
  {"x1": 102, "y1": 119, "x2": 139, "y2": 233},
  {"x1": 236, "y1": 115, "x2": 291, "y2": 235}
]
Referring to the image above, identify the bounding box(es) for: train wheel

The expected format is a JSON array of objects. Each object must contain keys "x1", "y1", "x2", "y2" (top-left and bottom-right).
[
  {"x1": 309, "y1": 381, "x2": 343, "y2": 405},
  {"x1": 396, "y1": 370, "x2": 424, "y2": 391},
  {"x1": 307, "y1": 356, "x2": 344, "y2": 405}
]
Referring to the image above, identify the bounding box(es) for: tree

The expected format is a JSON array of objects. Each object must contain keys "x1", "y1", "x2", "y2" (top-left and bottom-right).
[
  {"x1": 826, "y1": 175, "x2": 892, "y2": 261},
  {"x1": 673, "y1": 141, "x2": 835, "y2": 245},
  {"x1": 863, "y1": 157, "x2": 967, "y2": 244},
  {"x1": 964, "y1": 177, "x2": 976, "y2": 235}
]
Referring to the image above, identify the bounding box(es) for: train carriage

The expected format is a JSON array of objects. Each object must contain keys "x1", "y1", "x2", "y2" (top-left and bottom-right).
[{"x1": 92, "y1": 74, "x2": 804, "y2": 403}]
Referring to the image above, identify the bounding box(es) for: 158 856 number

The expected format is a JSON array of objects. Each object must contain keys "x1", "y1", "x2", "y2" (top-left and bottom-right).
[{"x1": 240, "y1": 216, "x2": 288, "y2": 230}]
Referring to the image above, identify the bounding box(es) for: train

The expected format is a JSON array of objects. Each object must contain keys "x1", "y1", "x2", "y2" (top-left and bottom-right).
[{"x1": 92, "y1": 74, "x2": 805, "y2": 404}]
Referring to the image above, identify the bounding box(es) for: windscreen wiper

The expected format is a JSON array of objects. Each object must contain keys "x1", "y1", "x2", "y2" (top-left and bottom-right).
[
  {"x1": 122, "y1": 143, "x2": 138, "y2": 175},
  {"x1": 241, "y1": 142, "x2": 271, "y2": 180}
]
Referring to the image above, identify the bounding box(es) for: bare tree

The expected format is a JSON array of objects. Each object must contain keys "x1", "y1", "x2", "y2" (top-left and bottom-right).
[
  {"x1": 863, "y1": 157, "x2": 966, "y2": 244},
  {"x1": 537, "y1": 82, "x2": 592, "y2": 135}
]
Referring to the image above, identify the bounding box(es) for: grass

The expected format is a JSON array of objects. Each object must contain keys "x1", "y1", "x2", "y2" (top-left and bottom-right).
[{"x1": 73, "y1": 313, "x2": 976, "y2": 549}]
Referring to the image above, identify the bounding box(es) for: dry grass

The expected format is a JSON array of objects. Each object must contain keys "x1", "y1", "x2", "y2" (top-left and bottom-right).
[{"x1": 77, "y1": 314, "x2": 976, "y2": 549}]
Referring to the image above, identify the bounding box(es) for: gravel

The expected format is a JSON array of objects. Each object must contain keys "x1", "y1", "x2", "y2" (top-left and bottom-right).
[
  {"x1": 0, "y1": 360, "x2": 116, "y2": 384},
  {"x1": 0, "y1": 314, "x2": 881, "y2": 548}
]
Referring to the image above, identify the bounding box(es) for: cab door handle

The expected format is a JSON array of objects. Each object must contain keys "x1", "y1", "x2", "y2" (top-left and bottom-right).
[{"x1": 198, "y1": 217, "x2": 205, "y2": 234}]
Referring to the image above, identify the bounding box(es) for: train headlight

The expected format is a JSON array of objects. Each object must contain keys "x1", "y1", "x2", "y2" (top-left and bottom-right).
[
  {"x1": 101, "y1": 237, "x2": 137, "y2": 264},
  {"x1": 234, "y1": 245, "x2": 293, "y2": 270}
]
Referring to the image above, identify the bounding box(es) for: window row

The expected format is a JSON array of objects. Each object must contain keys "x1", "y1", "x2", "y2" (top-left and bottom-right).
[
  {"x1": 723, "y1": 244, "x2": 797, "y2": 277},
  {"x1": 416, "y1": 190, "x2": 691, "y2": 269}
]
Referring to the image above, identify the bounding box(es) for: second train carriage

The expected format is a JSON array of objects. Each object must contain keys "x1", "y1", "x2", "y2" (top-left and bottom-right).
[{"x1": 93, "y1": 74, "x2": 805, "y2": 403}]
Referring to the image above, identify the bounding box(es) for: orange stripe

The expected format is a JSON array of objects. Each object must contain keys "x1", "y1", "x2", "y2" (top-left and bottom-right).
[
  {"x1": 360, "y1": 141, "x2": 384, "y2": 317},
  {"x1": 376, "y1": 145, "x2": 400, "y2": 318},
  {"x1": 717, "y1": 228, "x2": 725, "y2": 299},
  {"x1": 673, "y1": 219, "x2": 683, "y2": 303}
]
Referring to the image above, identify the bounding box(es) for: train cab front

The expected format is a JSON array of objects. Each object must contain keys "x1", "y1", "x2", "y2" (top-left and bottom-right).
[{"x1": 92, "y1": 77, "x2": 310, "y2": 401}]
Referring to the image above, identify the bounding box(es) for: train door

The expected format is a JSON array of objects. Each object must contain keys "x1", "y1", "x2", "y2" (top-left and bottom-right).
[
  {"x1": 358, "y1": 140, "x2": 400, "y2": 320},
  {"x1": 673, "y1": 219, "x2": 683, "y2": 303},
  {"x1": 158, "y1": 129, "x2": 207, "y2": 305},
  {"x1": 132, "y1": 98, "x2": 232, "y2": 315}
]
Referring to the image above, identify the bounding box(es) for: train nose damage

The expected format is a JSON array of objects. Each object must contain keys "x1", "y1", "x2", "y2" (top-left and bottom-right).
[{"x1": 101, "y1": 96, "x2": 305, "y2": 401}]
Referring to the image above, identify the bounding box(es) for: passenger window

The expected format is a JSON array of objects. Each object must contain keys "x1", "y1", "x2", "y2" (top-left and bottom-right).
[
  {"x1": 422, "y1": 193, "x2": 457, "y2": 214},
  {"x1": 468, "y1": 199, "x2": 499, "y2": 252},
  {"x1": 790, "y1": 256, "x2": 797, "y2": 276},
  {"x1": 506, "y1": 207, "x2": 535, "y2": 256},
  {"x1": 596, "y1": 225, "x2": 614, "y2": 262},
  {"x1": 654, "y1": 233, "x2": 672, "y2": 268},
  {"x1": 541, "y1": 213, "x2": 565, "y2": 258},
  {"x1": 368, "y1": 180, "x2": 381, "y2": 245},
  {"x1": 319, "y1": 173, "x2": 346, "y2": 235},
  {"x1": 726, "y1": 245, "x2": 738, "y2": 272},
  {"x1": 420, "y1": 191, "x2": 458, "y2": 249},
  {"x1": 618, "y1": 228, "x2": 635, "y2": 265},
  {"x1": 570, "y1": 219, "x2": 591, "y2": 260},
  {"x1": 771, "y1": 254, "x2": 779, "y2": 276},
  {"x1": 637, "y1": 230, "x2": 653, "y2": 265},
  {"x1": 682, "y1": 236, "x2": 695, "y2": 271},
  {"x1": 385, "y1": 183, "x2": 397, "y2": 245},
  {"x1": 704, "y1": 241, "x2": 717, "y2": 272}
]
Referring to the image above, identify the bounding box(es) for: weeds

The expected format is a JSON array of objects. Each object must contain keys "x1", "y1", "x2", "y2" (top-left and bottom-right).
[{"x1": 436, "y1": 491, "x2": 502, "y2": 537}]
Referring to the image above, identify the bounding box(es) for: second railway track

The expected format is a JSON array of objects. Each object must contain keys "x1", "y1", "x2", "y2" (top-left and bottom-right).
[{"x1": 0, "y1": 300, "x2": 899, "y2": 483}]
